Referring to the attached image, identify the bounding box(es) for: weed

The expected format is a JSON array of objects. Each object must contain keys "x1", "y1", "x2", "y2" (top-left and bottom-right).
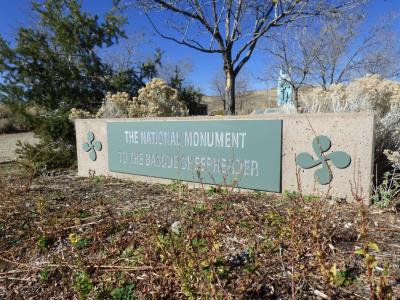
[
  {"x1": 124, "y1": 207, "x2": 151, "y2": 218},
  {"x1": 169, "y1": 179, "x2": 187, "y2": 193},
  {"x1": 75, "y1": 238, "x2": 91, "y2": 249},
  {"x1": 194, "y1": 201, "x2": 206, "y2": 213},
  {"x1": 37, "y1": 235, "x2": 54, "y2": 251},
  {"x1": 35, "y1": 196, "x2": 46, "y2": 215},
  {"x1": 372, "y1": 171, "x2": 400, "y2": 208},
  {"x1": 212, "y1": 202, "x2": 225, "y2": 210},
  {"x1": 283, "y1": 190, "x2": 319, "y2": 202},
  {"x1": 327, "y1": 264, "x2": 353, "y2": 286},
  {"x1": 251, "y1": 190, "x2": 265, "y2": 198},
  {"x1": 110, "y1": 283, "x2": 136, "y2": 300},
  {"x1": 91, "y1": 175, "x2": 107, "y2": 184},
  {"x1": 283, "y1": 190, "x2": 301, "y2": 200},
  {"x1": 265, "y1": 210, "x2": 284, "y2": 226},
  {"x1": 238, "y1": 219, "x2": 251, "y2": 228},
  {"x1": 120, "y1": 246, "x2": 143, "y2": 266},
  {"x1": 68, "y1": 233, "x2": 91, "y2": 249},
  {"x1": 79, "y1": 209, "x2": 91, "y2": 219},
  {"x1": 1, "y1": 166, "x2": 399, "y2": 299},
  {"x1": 39, "y1": 268, "x2": 51, "y2": 283},
  {"x1": 73, "y1": 271, "x2": 93, "y2": 300},
  {"x1": 191, "y1": 238, "x2": 208, "y2": 253},
  {"x1": 355, "y1": 242, "x2": 393, "y2": 299},
  {"x1": 207, "y1": 186, "x2": 228, "y2": 196}
]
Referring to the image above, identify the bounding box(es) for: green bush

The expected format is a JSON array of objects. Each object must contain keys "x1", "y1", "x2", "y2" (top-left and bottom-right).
[
  {"x1": 0, "y1": 118, "x2": 14, "y2": 134},
  {"x1": 0, "y1": 103, "x2": 11, "y2": 118},
  {"x1": 0, "y1": 0, "x2": 126, "y2": 172},
  {"x1": 14, "y1": 108, "x2": 77, "y2": 173},
  {"x1": 110, "y1": 283, "x2": 136, "y2": 300},
  {"x1": 16, "y1": 139, "x2": 76, "y2": 174},
  {"x1": 372, "y1": 171, "x2": 400, "y2": 208},
  {"x1": 73, "y1": 271, "x2": 93, "y2": 300},
  {"x1": 0, "y1": 102, "x2": 32, "y2": 133}
]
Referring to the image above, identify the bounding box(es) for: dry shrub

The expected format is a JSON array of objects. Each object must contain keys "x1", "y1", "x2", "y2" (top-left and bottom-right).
[
  {"x1": 68, "y1": 108, "x2": 93, "y2": 121},
  {"x1": 90, "y1": 78, "x2": 188, "y2": 119},
  {"x1": 95, "y1": 91, "x2": 132, "y2": 118},
  {"x1": 301, "y1": 75, "x2": 400, "y2": 116},
  {"x1": 131, "y1": 78, "x2": 188, "y2": 117}
]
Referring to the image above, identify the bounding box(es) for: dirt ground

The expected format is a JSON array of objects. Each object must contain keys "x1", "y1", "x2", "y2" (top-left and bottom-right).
[
  {"x1": 0, "y1": 132, "x2": 38, "y2": 163},
  {"x1": 0, "y1": 163, "x2": 399, "y2": 299}
]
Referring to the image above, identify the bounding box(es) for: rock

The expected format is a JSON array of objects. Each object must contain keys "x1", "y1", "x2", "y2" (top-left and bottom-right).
[{"x1": 171, "y1": 221, "x2": 181, "y2": 235}]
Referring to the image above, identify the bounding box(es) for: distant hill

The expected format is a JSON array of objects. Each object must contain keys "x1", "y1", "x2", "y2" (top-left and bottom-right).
[{"x1": 202, "y1": 89, "x2": 278, "y2": 115}]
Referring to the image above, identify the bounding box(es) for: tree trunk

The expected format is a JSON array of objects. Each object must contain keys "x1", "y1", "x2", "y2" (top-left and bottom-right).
[
  {"x1": 224, "y1": 68, "x2": 236, "y2": 115},
  {"x1": 294, "y1": 88, "x2": 300, "y2": 112}
]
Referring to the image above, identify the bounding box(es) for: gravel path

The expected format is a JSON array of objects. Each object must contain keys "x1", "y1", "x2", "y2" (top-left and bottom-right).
[{"x1": 0, "y1": 132, "x2": 38, "y2": 162}]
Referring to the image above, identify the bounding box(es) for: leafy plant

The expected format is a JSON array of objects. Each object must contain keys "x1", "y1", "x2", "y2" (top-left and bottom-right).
[
  {"x1": 207, "y1": 186, "x2": 228, "y2": 196},
  {"x1": 283, "y1": 190, "x2": 301, "y2": 200},
  {"x1": 69, "y1": 233, "x2": 91, "y2": 249},
  {"x1": 73, "y1": 271, "x2": 93, "y2": 300},
  {"x1": 91, "y1": 175, "x2": 108, "y2": 184},
  {"x1": 75, "y1": 238, "x2": 91, "y2": 250},
  {"x1": 372, "y1": 171, "x2": 400, "y2": 208},
  {"x1": 16, "y1": 137, "x2": 76, "y2": 175},
  {"x1": 39, "y1": 268, "x2": 51, "y2": 283},
  {"x1": 120, "y1": 246, "x2": 143, "y2": 266},
  {"x1": 327, "y1": 264, "x2": 352, "y2": 286},
  {"x1": 110, "y1": 283, "x2": 136, "y2": 300},
  {"x1": 355, "y1": 242, "x2": 380, "y2": 271},
  {"x1": 37, "y1": 235, "x2": 54, "y2": 251},
  {"x1": 169, "y1": 180, "x2": 187, "y2": 193}
]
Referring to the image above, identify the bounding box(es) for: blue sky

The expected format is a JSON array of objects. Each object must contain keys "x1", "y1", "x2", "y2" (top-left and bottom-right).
[{"x1": 0, "y1": 0, "x2": 399, "y2": 95}]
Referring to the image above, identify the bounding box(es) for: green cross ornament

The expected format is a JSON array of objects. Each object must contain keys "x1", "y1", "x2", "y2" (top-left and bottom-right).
[
  {"x1": 296, "y1": 135, "x2": 351, "y2": 185},
  {"x1": 82, "y1": 131, "x2": 102, "y2": 161}
]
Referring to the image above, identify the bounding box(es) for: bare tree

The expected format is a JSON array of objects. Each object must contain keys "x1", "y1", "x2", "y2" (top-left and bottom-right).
[
  {"x1": 264, "y1": 11, "x2": 399, "y2": 106},
  {"x1": 360, "y1": 31, "x2": 400, "y2": 79},
  {"x1": 103, "y1": 34, "x2": 142, "y2": 72},
  {"x1": 210, "y1": 70, "x2": 251, "y2": 112},
  {"x1": 138, "y1": 0, "x2": 360, "y2": 115},
  {"x1": 265, "y1": 27, "x2": 321, "y2": 108},
  {"x1": 311, "y1": 17, "x2": 378, "y2": 88}
]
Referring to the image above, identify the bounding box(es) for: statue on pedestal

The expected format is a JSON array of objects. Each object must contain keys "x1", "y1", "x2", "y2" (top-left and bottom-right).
[{"x1": 277, "y1": 69, "x2": 294, "y2": 107}]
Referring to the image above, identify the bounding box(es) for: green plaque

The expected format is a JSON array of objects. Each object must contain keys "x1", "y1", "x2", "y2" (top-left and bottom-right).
[{"x1": 107, "y1": 120, "x2": 282, "y2": 192}]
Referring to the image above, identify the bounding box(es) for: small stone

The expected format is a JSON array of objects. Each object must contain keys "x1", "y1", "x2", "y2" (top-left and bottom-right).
[
  {"x1": 171, "y1": 221, "x2": 181, "y2": 235},
  {"x1": 344, "y1": 222, "x2": 352, "y2": 229}
]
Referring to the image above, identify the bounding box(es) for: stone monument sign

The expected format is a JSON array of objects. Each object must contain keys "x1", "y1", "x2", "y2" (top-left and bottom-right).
[{"x1": 76, "y1": 113, "x2": 375, "y2": 201}]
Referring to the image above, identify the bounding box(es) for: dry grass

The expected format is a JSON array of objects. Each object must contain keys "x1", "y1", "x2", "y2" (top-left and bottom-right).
[{"x1": 0, "y1": 163, "x2": 399, "y2": 299}]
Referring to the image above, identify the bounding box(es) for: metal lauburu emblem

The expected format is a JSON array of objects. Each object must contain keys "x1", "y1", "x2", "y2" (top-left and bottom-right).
[
  {"x1": 296, "y1": 135, "x2": 351, "y2": 185},
  {"x1": 82, "y1": 131, "x2": 102, "y2": 161}
]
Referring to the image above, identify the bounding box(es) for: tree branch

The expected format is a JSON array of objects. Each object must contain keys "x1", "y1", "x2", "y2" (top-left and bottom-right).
[{"x1": 145, "y1": 13, "x2": 222, "y2": 53}]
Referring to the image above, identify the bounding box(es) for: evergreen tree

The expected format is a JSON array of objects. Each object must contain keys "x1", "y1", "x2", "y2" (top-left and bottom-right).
[
  {"x1": 0, "y1": 0, "x2": 126, "y2": 111},
  {"x1": 169, "y1": 66, "x2": 205, "y2": 115},
  {"x1": 0, "y1": 0, "x2": 126, "y2": 171},
  {"x1": 107, "y1": 49, "x2": 163, "y2": 97}
]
